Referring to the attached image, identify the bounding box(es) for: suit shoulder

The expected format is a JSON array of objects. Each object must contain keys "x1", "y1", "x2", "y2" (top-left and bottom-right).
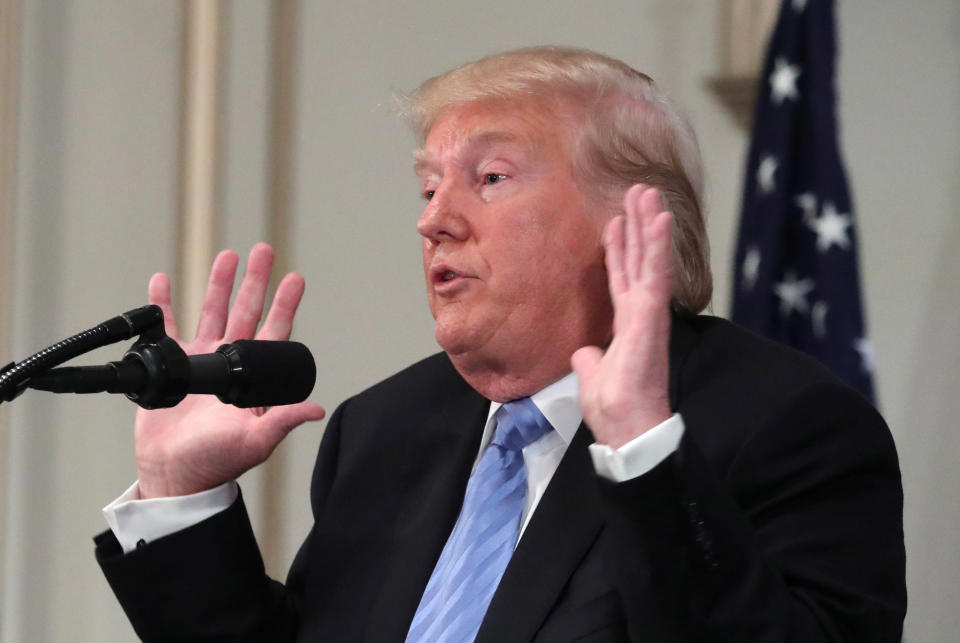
[
  {"x1": 350, "y1": 352, "x2": 463, "y2": 400},
  {"x1": 674, "y1": 315, "x2": 886, "y2": 450},
  {"x1": 678, "y1": 315, "x2": 849, "y2": 399},
  {"x1": 320, "y1": 352, "x2": 487, "y2": 474},
  {"x1": 672, "y1": 316, "x2": 896, "y2": 488},
  {"x1": 336, "y1": 352, "x2": 480, "y2": 425}
]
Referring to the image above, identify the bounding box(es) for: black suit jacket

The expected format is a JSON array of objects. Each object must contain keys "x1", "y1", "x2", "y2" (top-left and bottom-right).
[{"x1": 96, "y1": 315, "x2": 906, "y2": 641}]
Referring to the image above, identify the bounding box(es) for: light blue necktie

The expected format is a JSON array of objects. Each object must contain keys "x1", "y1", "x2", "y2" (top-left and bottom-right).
[{"x1": 405, "y1": 397, "x2": 553, "y2": 643}]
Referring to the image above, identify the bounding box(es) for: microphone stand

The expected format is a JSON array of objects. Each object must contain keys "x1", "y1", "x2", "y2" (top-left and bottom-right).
[{"x1": 0, "y1": 305, "x2": 192, "y2": 409}]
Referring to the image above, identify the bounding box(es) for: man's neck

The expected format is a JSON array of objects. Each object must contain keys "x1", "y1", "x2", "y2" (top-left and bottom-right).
[{"x1": 448, "y1": 351, "x2": 573, "y2": 402}]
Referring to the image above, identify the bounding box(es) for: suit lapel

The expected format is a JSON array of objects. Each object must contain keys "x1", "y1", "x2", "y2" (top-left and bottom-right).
[
  {"x1": 364, "y1": 370, "x2": 490, "y2": 642},
  {"x1": 668, "y1": 313, "x2": 699, "y2": 410},
  {"x1": 475, "y1": 425, "x2": 604, "y2": 643}
]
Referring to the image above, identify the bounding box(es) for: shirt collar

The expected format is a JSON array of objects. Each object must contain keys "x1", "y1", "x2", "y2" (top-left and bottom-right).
[{"x1": 484, "y1": 371, "x2": 582, "y2": 446}]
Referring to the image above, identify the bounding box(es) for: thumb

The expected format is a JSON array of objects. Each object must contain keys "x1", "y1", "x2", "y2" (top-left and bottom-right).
[
  {"x1": 571, "y1": 346, "x2": 603, "y2": 387},
  {"x1": 250, "y1": 401, "x2": 326, "y2": 454}
]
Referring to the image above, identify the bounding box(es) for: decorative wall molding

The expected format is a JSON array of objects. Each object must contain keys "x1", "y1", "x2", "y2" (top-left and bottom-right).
[
  {"x1": 174, "y1": 0, "x2": 301, "y2": 574},
  {"x1": 177, "y1": 0, "x2": 223, "y2": 330},
  {"x1": 266, "y1": 0, "x2": 297, "y2": 274},
  {"x1": 0, "y1": 0, "x2": 21, "y2": 597},
  {"x1": 706, "y1": 75, "x2": 759, "y2": 130},
  {"x1": 260, "y1": 0, "x2": 299, "y2": 575},
  {"x1": 706, "y1": 0, "x2": 779, "y2": 129}
]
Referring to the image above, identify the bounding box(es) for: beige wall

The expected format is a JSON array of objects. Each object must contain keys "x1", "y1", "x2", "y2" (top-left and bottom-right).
[
  {"x1": 2, "y1": 2, "x2": 180, "y2": 641},
  {"x1": 0, "y1": 0, "x2": 20, "y2": 611},
  {"x1": 839, "y1": 3, "x2": 960, "y2": 636},
  {"x1": 1, "y1": 1, "x2": 957, "y2": 641}
]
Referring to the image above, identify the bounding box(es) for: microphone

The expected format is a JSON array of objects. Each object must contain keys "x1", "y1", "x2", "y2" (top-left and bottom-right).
[
  {"x1": 28, "y1": 340, "x2": 316, "y2": 409},
  {"x1": 192, "y1": 340, "x2": 316, "y2": 407}
]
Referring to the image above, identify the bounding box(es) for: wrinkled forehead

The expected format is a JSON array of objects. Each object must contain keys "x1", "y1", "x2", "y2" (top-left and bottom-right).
[
  {"x1": 413, "y1": 129, "x2": 536, "y2": 176},
  {"x1": 412, "y1": 97, "x2": 578, "y2": 173}
]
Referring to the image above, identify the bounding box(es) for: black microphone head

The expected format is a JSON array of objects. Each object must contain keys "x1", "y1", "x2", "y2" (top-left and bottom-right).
[{"x1": 216, "y1": 340, "x2": 316, "y2": 408}]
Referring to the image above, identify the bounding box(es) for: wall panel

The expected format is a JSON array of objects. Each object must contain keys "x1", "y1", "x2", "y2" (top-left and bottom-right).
[{"x1": 2, "y1": 1, "x2": 180, "y2": 640}]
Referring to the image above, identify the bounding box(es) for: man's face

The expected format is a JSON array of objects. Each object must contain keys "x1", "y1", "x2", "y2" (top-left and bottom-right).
[{"x1": 415, "y1": 98, "x2": 613, "y2": 386}]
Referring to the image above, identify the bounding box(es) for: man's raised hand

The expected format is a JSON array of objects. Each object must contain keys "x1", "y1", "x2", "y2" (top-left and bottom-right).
[
  {"x1": 134, "y1": 243, "x2": 325, "y2": 499},
  {"x1": 571, "y1": 185, "x2": 673, "y2": 448}
]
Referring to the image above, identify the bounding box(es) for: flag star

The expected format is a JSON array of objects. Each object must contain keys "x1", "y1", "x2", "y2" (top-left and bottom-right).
[
  {"x1": 812, "y1": 300, "x2": 829, "y2": 338},
  {"x1": 853, "y1": 337, "x2": 876, "y2": 374},
  {"x1": 742, "y1": 246, "x2": 762, "y2": 291},
  {"x1": 773, "y1": 270, "x2": 815, "y2": 317},
  {"x1": 770, "y1": 57, "x2": 801, "y2": 104},
  {"x1": 757, "y1": 155, "x2": 778, "y2": 194},
  {"x1": 792, "y1": 0, "x2": 807, "y2": 11},
  {"x1": 807, "y1": 201, "x2": 852, "y2": 252},
  {"x1": 794, "y1": 192, "x2": 817, "y2": 223}
]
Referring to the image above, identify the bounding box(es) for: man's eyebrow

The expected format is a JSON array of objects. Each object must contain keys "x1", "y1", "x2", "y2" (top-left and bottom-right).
[
  {"x1": 412, "y1": 130, "x2": 534, "y2": 176},
  {"x1": 412, "y1": 148, "x2": 434, "y2": 177}
]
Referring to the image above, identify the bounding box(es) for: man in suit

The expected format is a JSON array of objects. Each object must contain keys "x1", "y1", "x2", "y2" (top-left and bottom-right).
[{"x1": 96, "y1": 47, "x2": 905, "y2": 641}]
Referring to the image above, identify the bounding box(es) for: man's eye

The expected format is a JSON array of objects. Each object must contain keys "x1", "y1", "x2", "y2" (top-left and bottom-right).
[
  {"x1": 423, "y1": 190, "x2": 435, "y2": 201},
  {"x1": 484, "y1": 173, "x2": 506, "y2": 185}
]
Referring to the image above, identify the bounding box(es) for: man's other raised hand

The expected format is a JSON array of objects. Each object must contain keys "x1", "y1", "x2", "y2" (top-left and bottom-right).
[
  {"x1": 134, "y1": 243, "x2": 325, "y2": 499},
  {"x1": 571, "y1": 185, "x2": 673, "y2": 449}
]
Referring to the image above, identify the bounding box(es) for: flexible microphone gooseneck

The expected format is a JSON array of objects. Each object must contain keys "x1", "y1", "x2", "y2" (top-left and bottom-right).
[{"x1": 0, "y1": 306, "x2": 163, "y2": 404}]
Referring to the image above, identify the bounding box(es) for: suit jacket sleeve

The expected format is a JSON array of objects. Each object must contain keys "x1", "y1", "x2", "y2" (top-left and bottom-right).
[
  {"x1": 93, "y1": 400, "x2": 346, "y2": 643},
  {"x1": 599, "y1": 377, "x2": 905, "y2": 642}
]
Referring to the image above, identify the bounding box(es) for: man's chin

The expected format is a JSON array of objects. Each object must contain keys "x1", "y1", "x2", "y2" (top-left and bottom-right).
[
  {"x1": 434, "y1": 326, "x2": 470, "y2": 357},
  {"x1": 434, "y1": 316, "x2": 486, "y2": 358}
]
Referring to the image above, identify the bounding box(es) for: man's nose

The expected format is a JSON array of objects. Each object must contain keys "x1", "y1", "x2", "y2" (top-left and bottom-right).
[{"x1": 417, "y1": 183, "x2": 470, "y2": 243}]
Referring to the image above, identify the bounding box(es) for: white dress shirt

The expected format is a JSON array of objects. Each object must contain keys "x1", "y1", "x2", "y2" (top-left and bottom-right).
[{"x1": 104, "y1": 372, "x2": 685, "y2": 553}]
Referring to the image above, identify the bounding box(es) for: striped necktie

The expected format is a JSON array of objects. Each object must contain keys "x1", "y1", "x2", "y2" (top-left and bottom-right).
[{"x1": 405, "y1": 397, "x2": 553, "y2": 642}]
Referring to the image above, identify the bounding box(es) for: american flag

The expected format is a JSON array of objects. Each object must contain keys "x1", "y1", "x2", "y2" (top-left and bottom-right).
[{"x1": 731, "y1": 0, "x2": 875, "y2": 401}]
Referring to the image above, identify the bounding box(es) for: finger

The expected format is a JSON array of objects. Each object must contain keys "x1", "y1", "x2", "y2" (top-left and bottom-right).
[
  {"x1": 257, "y1": 272, "x2": 306, "y2": 341},
  {"x1": 247, "y1": 401, "x2": 326, "y2": 456},
  {"x1": 641, "y1": 210, "x2": 674, "y2": 303},
  {"x1": 195, "y1": 250, "x2": 240, "y2": 341},
  {"x1": 571, "y1": 345, "x2": 603, "y2": 387},
  {"x1": 603, "y1": 216, "x2": 628, "y2": 298},
  {"x1": 224, "y1": 243, "x2": 275, "y2": 340},
  {"x1": 624, "y1": 184, "x2": 647, "y2": 282},
  {"x1": 148, "y1": 272, "x2": 180, "y2": 340},
  {"x1": 639, "y1": 184, "x2": 665, "y2": 219}
]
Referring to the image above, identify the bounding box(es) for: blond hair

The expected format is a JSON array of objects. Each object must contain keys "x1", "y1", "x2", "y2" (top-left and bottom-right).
[{"x1": 403, "y1": 46, "x2": 712, "y2": 314}]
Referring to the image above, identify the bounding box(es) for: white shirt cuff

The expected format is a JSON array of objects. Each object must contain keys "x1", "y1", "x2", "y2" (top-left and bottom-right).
[
  {"x1": 102, "y1": 480, "x2": 239, "y2": 554},
  {"x1": 589, "y1": 413, "x2": 685, "y2": 482}
]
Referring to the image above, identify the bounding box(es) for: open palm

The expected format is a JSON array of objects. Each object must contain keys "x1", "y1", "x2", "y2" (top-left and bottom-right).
[{"x1": 134, "y1": 243, "x2": 325, "y2": 498}]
